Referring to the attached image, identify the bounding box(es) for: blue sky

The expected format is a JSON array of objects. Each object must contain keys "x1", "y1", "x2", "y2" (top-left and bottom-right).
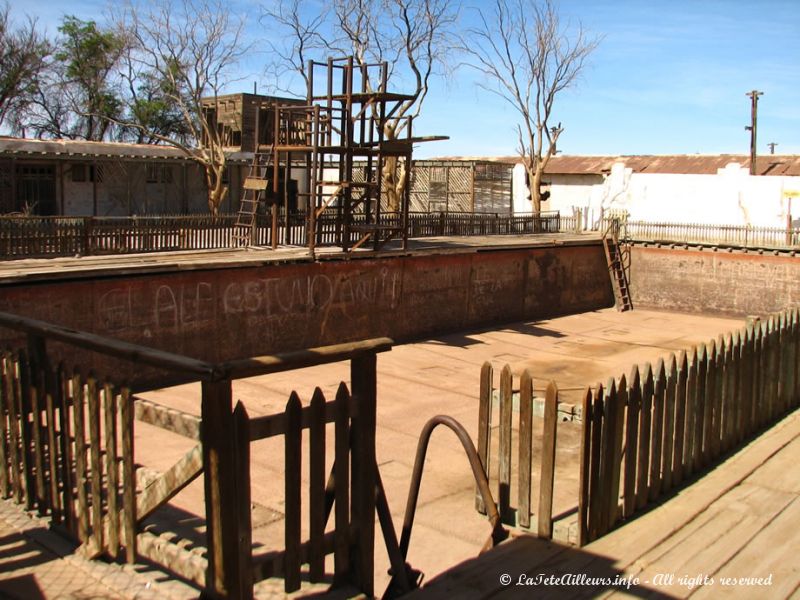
[{"x1": 9, "y1": 0, "x2": 800, "y2": 158}]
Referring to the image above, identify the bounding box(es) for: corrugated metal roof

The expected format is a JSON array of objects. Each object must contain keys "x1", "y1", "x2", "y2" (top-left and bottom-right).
[
  {"x1": 0, "y1": 137, "x2": 251, "y2": 163},
  {"x1": 426, "y1": 154, "x2": 800, "y2": 176}
]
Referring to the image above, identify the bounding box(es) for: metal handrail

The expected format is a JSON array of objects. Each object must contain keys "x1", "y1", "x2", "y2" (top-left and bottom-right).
[{"x1": 390, "y1": 415, "x2": 508, "y2": 592}]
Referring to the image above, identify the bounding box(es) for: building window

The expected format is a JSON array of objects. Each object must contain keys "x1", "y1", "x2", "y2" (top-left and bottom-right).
[
  {"x1": 146, "y1": 163, "x2": 173, "y2": 184},
  {"x1": 71, "y1": 163, "x2": 104, "y2": 183}
]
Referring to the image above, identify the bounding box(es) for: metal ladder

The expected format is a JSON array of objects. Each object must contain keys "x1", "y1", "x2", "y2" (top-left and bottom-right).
[
  {"x1": 232, "y1": 149, "x2": 273, "y2": 247},
  {"x1": 602, "y1": 218, "x2": 633, "y2": 312}
]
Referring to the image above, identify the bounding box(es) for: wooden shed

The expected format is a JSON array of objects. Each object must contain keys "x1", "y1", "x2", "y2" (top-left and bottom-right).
[{"x1": 408, "y1": 159, "x2": 515, "y2": 214}]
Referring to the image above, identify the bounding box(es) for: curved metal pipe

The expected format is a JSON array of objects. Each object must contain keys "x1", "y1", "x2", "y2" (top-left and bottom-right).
[{"x1": 398, "y1": 415, "x2": 508, "y2": 561}]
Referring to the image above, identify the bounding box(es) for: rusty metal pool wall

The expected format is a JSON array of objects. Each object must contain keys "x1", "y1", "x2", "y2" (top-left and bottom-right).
[
  {"x1": 629, "y1": 245, "x2": 800, "y2": 316},
  {"x1": 0, "y1": 243, "x2": 613, "y2": 387}
]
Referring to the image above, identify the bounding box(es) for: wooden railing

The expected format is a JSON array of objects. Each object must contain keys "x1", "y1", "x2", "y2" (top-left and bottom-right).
[
  {"x1": 578, "y1": 307, "x2": 800, "y2": 545},
  {"x1": 474, "y1": 363, "x2": 559, "y2": 538},
  {"x1": 0, "y1": 310, "x2": 396, "y2": 599},
  {"x1": 0, "y1": 211, "x2": 561, "y2": 259}
]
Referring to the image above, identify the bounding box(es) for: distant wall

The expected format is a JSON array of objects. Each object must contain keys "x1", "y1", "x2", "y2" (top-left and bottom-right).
[
  {"x1": 0, "y1": 243, "x2": 613, "y2": 387},
  {"x1": 541, "y1": 162, "x2": 800, "y2": 229},
  {"x1": 629, "y1": 245, "x2": 800, "y2": 317}
]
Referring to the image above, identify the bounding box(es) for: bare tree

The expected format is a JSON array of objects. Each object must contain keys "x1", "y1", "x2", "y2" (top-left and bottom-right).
[
  {"x1": 463, "y1": 0, "x2": 599, "y2": 212},
  {"x1": 262, "y1": 0, "x2": 458, "y2": 212},
  {"x1": 113, "y1": 0, "x2": 250, "y2": 214},
  {"x1": 0, "y1": 3, "x2": 50, "y2": 132},
  {"x1": 261, "y1": 0, "x2": 335, "y2": 96}
]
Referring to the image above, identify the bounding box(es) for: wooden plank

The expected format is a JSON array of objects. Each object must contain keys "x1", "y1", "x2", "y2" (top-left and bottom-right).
[
  {"x1": 587, "y1": 384, "x2": 603, "y2": 543},
  {"x1": 498, "y1": 365, "x2": 512, "y2": 523},
  {"x1": 721, "y1": 334, "x2": 735, "y2": 452},
  {"x1": 518, "y1": 370, "x2": 533, "y2": 529},
  {"x1": 537, "y1": 381, "x2": 558, "y2": 539},
  {"x1": 681, "y1": 349, "x2": 696, "y2": 479},
  {"x1": 200, "y1": 379, "x2": 244, "y2": 599},
  {"x1": 636, "y1": 364, "x2": 653, "y2": 510},
  {"x1": 609, "y1": 374, "x2": 626, "y2": 529},
  {"x1": 233, "y1": 401, "x2": 253, "y2": 596},
  {"x1": 87, "y1": 376, "x2": 103, "y2": 555},
  {"x1": 672, "y1": 351, "x2": 689, "y2": 485},
  {"x1": 793, "y1": 309, "x2": 800, "y2": 409},
  {"x1": 777, "y1": 313, "x2": 788, "y2": 416},
  {"x1": 578, "y1": 388, "x2": 592, "y2": 546},
  {"x1": 715, "y1": 334, "x2": 727, "y2": 454},
  {"x1": 0, "y1": 355, "x2": 10, "y2": 499},
  {"x1": 649, "y1": 360, "x2": 665, "y2": 502},
  {"x1": 0, "y1": 311, "x2": 216, "y2": 379},
  {"x1": 333, "y1": 382, "x2": 350, "y2": 585},
  {"x1": 17, "y1": 351, "x2": 35, "y2": 510},
  {"x1": 350, "y1": 352, "x2": 377, "y2": 597},
  {"x1": 623, "y1": 367, "x2": 640, "y2": 519},
  {"x1": 751, "y1": 323, "x2": 762, "y2": 434},
  {"x1": 133, "y1": 396, "x2": 200, "y2": 440},
  {"x1": 765, "y1": 318, "x2": 776, "y2": 424},
  {"x1": 661, "y1": 354, "x2": 677, "y2": 493},
  {"x1": 758, "y1": 321, "x2": 769, "y2": 430},
  {"x1": 220, "y1": 337, "x2": 393, "y2": 380},
  {"x1": 782, "y1": 311, "x2": 794, "y2": 414},
  {"x1": 741, "y1": 326, "x2": 754, "y2": 439},
  {"x1": 248, "y1": 395, "x2": 356, "y2": 440},
  {"x1": 120, "y1": 387, "x2": 136, "y2": 564},
  {"x1": 136, "y1": 444, "x2": 203, "y2": 523},
  {"x1": 309, "y1": 388, "x2": 326, "y2": 582},
  {"x1": 243, "y1": 177, "x2": 268, "y2": 191},
  {"x1": 103, "y1": 383, "x2": 119, "y2": 559},
  {"x1": 44, "y1": 366, "x2": 61, "y2": 524},
  {"x1": 692, "y1": 345, "x2": 707, "y2": 472},
  {"x1": 58, "y1": 368, "x2": 76, "y2": 536},
  {"x1": 736, "y1": 328, "x2": 747, "y2": 444},
  {"x1": 475, "y1": 362, "x2": 492, "y2": 515},
  {"x1": 598, "y1": 380, "x2": 617, "y2": 536},
  {"x1": 701, "y1": 336, "x2": 725, "y2": 465},
  {"x1": 4, "y1": 353, "x2": 22, "y2": 503},
  {"x1": 26, "y1": 335, "x2": 47, "y2": 514},
  {"x1": 284, "y1": 392, "x2": 303, "y2": 593}
]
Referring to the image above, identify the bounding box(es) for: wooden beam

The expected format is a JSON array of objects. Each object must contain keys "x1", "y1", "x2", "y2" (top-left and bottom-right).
[
  {"x1": 136, "y1": 444, "x2": 203, "y2": 523},
  {"x1": 0, "y1": 311, "x2": 217, "y2": 379},
  {"x1": 220, "y1": 337, "x2": 393, "y2": 380}
]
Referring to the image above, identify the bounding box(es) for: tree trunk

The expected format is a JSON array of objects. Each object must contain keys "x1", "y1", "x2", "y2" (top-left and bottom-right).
[
  {"x1": 382, "y1": 156, "x2": 406, "y2": 214},
  {"x1": 526, "y1": 163, "x2": 542, "y2": 214},
  {"x1": 204, "y1": 162, "x2": 228, "y2": 216}
]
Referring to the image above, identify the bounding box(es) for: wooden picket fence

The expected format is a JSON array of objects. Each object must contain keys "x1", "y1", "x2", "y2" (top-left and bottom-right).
[
  {"x1": 236, "y1": 377, "x2": 392, "y2": 594},
  {"x1": 0, "y1": 211, "x2": 562, "y2": 259},
  {"x1": 578, "y1": 307, "x2": 800, "y2": 545},
  {"x1": 0, "y1": 342, "x2": 209, "y2": 579},
  {"x1": 623, "y1": 220, "x2": 800, "y2": 249},
  {"x1": 474, "y1": 363, "x2": 559, "y2": 538},
  {"x1": 0, "y1": 310, "x2": 400, "y2": 599}
]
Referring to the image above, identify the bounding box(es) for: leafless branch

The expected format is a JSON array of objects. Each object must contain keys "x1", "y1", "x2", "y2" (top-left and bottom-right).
[{"x1": 461, "y1": 0, "x2": 600, "y2": 211}]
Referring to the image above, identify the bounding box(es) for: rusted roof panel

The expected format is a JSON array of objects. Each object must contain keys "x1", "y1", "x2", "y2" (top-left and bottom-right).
[
  {"x1": 426, "y1": 154, "x2": 800, "y2": 176},
  {"x1": 0, "y1": 137, "x2": 250, "y2": 163}
]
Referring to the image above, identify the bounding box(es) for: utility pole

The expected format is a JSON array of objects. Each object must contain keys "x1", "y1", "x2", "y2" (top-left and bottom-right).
[
  {"x1": 768, "y1": 142, "x2": 778, "y2": 155},
  {"x1": 745, "y1": 90, "x2": 763, "y2": 175}
]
